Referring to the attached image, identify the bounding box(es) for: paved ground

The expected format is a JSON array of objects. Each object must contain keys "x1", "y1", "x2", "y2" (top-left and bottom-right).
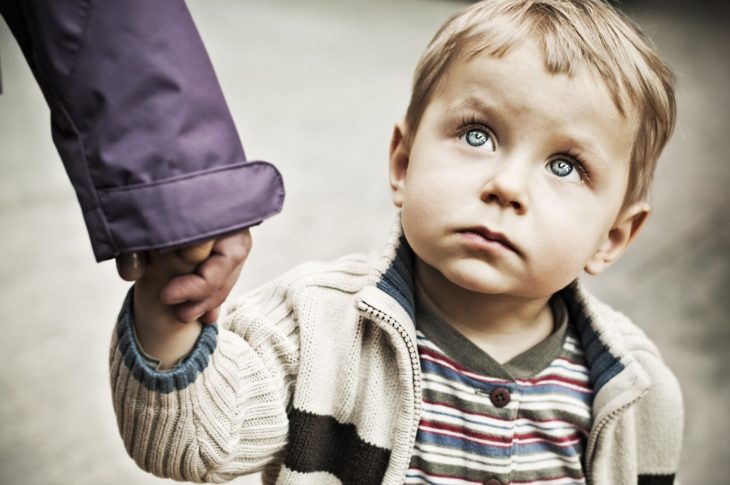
[{"x1": 1, "y1": 1, "x2": 728, "y2": 483}]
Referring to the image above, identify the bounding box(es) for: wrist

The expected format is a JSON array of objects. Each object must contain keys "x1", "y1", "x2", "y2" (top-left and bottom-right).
[{"x1": 132, "y1": 283, "x2": 204, "y2": 370}]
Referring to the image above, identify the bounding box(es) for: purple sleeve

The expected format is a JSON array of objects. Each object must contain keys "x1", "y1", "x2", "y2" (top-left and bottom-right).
[{"x1": 0, "y1": 0, "x2": 284, "y2": 261}]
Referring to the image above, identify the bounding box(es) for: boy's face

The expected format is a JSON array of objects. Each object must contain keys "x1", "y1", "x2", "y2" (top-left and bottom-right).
[{"x1": 390, "y1": 40, "x2": 647, "y2": 300}]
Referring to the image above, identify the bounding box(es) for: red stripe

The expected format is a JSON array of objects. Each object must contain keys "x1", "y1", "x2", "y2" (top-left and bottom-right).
[
  {"x1": 419, "y1": 419, "x2": 585, "y2": 446},
  {"x1": 517, "y1": 376, "x2": 592, "y2": 393},
  {"x1": 518, "y1": 370, "x2": 588, "y2": 385}
]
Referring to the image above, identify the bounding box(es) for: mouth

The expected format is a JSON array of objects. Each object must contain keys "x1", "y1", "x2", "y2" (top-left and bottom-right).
[{"x1": 458, "y1": 226, "x2": 520, "y2": 254}]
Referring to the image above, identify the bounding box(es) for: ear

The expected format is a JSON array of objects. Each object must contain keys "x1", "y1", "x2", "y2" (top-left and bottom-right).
[
  {"x1": 389, "y1": 122, "x2": 410, "y2": 208},
  {"x1": 584, "y1": 202, "x2": 650, "y2": 275}
]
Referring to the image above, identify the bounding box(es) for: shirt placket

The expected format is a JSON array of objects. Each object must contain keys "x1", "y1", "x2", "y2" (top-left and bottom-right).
[{"x1": 477, "y1": 379, "x2": 518, "y2": 485}]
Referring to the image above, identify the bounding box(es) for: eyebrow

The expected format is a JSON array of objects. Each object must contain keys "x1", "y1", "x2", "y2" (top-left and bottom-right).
[{"x1": 450, "y1": 96, "x2": 498, "y2": 116}]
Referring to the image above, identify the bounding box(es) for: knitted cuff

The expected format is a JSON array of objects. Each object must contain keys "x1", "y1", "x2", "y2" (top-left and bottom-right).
[{"x1": 115, "y1": 287, "x2": 218, "y2": 394}]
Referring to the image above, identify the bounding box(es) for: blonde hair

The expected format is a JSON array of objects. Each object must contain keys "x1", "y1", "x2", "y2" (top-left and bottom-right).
[{"x1": 404, "y1": 0, "x2": 676, "y2": 205}]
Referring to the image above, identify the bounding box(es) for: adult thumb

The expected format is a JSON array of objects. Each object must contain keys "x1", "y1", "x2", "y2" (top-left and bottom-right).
[{"x1": 116, "y1": 251, "x2": 148, "y2": 281}]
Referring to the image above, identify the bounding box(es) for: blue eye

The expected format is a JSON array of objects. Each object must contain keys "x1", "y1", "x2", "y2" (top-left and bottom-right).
[
  {"x1": 547, "y1": 158, "x2": 582, "y2": 182},
  {"x1": 463, "y1": 129, "x2": 495, "y2": 151},
  {"x1": 549, "y1": 159, "x2": 573, "y2": 176}
]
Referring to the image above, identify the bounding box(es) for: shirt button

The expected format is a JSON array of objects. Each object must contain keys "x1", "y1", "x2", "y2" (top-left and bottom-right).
[
  {"x1": 483, "y1": 479, "x2": 504, "y2": 485},
  {"x1": 489, "y1": 387, "x2": 511, "y2": 408}
]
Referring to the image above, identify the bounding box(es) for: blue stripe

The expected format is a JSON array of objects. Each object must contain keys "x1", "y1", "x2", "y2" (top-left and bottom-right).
[
  {"x1": 559, "y1": 283, "x2": 624, "y2": 393},
  {"x1": 516, "y1": 380, "x2": 592, "y2": 396},
  {"x1": 116, "y1": 287, "x2": 218, "y2": 394},
  {"x1": 515, "y1": 439, "x2": 585, "y2": 457},
  {"x1": 416, "y1": 429, "x2": 584, "y2": 458},
  {"x1": 376, "y1": 234, "x2": 416, "y2": 321},
  {"x1": 404, "y1": 471, "x2": 449, "y2": 485},
  {"x1": 546, "y1": 360, "x2": 590, "y2": 375}
]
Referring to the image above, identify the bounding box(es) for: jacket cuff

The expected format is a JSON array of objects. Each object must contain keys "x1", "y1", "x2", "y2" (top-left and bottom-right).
[
  {"x1": 88, "y1": 160, "x2": 284, "y2": 261},
  {"x1": 115, "y1": 287, "x2": 219, "y2": 394}
]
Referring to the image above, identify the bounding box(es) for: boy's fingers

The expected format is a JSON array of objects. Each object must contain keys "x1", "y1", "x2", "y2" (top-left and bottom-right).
[
  {"x1": 116, "y1": 251, "x2": 149, "y2": 281},
  {"x1": 178, "y1": 240, "x2": 215, "y2": 265}
]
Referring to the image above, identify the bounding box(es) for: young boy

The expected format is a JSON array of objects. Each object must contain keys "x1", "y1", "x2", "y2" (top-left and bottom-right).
[{"x1": 110, "y1": 1, "x2": 683, "y2": 484}]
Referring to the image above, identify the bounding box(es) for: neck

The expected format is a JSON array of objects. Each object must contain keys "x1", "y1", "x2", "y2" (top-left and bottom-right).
[{"x1": 414, "y1": 258, "x2": 555, "y2": 362}]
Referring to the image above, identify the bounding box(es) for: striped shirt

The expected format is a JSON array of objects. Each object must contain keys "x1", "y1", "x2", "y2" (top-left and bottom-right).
[{"x1": 406, "y1": 295, "x2": 593, "y2": 485}]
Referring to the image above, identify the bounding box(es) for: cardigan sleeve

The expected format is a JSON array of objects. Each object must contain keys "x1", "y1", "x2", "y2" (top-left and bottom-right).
[
  {"x1": 109, "y1": 283, "x2": 300, "y2": 482},
  {"x1": 634, "y1": 350, "x2": 685, "y2": 482},
  {"x1": 0, "y1": 0, "x2": 284, "y2": 262}
]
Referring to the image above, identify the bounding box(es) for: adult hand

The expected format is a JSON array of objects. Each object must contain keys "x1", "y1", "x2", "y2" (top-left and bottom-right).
[
  {"x1": 114, "y1": 242, "x2": 218, "y2": 282},
  {"x1": 115, "y1": 229, "x2": 251, "y2": 324},
  {"x1": 160, "y1": 229, "x2": 252, "y2": 324}
]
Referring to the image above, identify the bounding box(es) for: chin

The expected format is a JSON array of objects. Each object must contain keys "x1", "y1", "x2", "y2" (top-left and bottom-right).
[{"x1": 441, "y1": 266, "x2": 513, "y2": 295}]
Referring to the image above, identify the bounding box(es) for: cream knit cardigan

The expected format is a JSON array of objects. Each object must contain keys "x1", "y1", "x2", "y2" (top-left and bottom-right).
[{"x1": 109, "y1": 224, "x2": 684, "y2": 484}]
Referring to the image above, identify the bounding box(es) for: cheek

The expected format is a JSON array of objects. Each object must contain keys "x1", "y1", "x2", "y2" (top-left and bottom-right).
[
  {"x1": 531, "y1": 206, "x2": 608, "y2": 270},
  {"x1": 402, "y1": 166, "x2": 455, "y2": 216}
]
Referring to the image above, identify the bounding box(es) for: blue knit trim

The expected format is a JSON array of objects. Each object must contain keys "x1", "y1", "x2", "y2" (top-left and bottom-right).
[
  {"x1": 559, "y1": 282, "x2": 624, "y2": 393},
  {"x1": 116, "y1": 287, "x2": 218, "y2": 394},
  {"x1": 375, "y1": 234, "x2": 416, "y2": 322}
]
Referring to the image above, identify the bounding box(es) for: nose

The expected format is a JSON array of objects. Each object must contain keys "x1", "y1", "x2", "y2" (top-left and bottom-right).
[{"x1": 480, "y1": 158, "x2": 530, "y2": 214}]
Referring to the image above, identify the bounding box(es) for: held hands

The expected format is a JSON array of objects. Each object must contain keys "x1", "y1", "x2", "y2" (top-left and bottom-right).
[
  {"x1": 120, "y1": 230, "x2": 251, "y2": 370},
  {"x1": 116, "y1": 229, "x2": 252, "y2": 323}
]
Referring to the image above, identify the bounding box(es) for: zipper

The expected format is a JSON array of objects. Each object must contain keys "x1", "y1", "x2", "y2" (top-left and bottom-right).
[
  {"x1": 358, "y1": 301, "x2": 423, "y2": 459},
  {"x1": 584, "y1": 391, "x2": 646, "y2": 484}
]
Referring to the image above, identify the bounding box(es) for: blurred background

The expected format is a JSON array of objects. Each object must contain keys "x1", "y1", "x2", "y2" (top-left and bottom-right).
[{"x1": 1, "y1": 0, "x2": 727, "y2": 483}]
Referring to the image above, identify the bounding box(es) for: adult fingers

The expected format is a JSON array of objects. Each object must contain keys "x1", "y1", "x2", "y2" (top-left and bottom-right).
[
  {"x1": 170, "y1": 300, "x2": 203, "y2": 324},
  {"x1": 160, "y1": 229, "x2": 251, "y2": 305},
  {"x1": 160, "y1": 273, "x2": 208, "y2": 305},
  {"x1": 116, "y1": 251, "x2": 149, "y2": 281},
  {"x1": 177, "y1": 240, "x2": 215, "y2": 265},
  {"x1": 173, "y1": 301, "x2": 220, "y2": 324},
  {"x1": 200, "y1": 308, "x2": 219, "y2": 324},
  {"x1": 170, "y1": 262, "x2": 243, "y2": 322}
]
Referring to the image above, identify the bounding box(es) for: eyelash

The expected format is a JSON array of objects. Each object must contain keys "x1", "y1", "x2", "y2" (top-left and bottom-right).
[
  {"x1": 456, "y1": 115, "x2": 592, "y2": 183},
  {"x1": 455, "y1": 115, "x2": 493, "y2": 141},
  {"x1": 559, "y1": 149, "x2": 592, "y2": 183}
]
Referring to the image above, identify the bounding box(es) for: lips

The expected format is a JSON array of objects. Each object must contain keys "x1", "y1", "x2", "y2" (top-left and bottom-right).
[{"x1": 459, "y1": 226, "x2": 519, "y2": 254}]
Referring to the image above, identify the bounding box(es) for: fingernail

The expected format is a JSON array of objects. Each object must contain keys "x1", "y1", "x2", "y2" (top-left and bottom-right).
[
  {"x1": 127, "y1": 252, "x2": 142, "y2": 270},
  {"x1": 116, "y1": 252, "x2": 149, "y2": 281}
]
